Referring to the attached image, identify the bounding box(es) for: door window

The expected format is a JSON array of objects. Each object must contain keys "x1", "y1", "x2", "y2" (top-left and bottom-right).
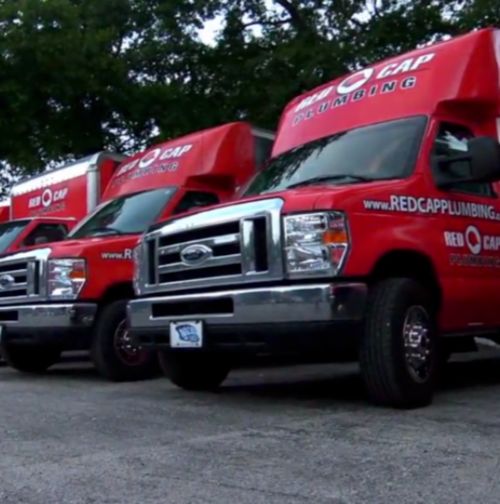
[
  {"x1": 432, "y1": 123, "x2": 494, "y2": 197},
  {"x1": 23, "y1": 224, "x2": 68, "y2": 246},
  {"x1": 172, "y1": 192, "x2": 219, "y2": 215}
]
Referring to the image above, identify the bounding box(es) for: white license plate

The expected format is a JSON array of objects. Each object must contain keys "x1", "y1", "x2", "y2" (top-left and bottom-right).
[{"x1": 170, "y1": 321, "x2": 203, "y2": 348}]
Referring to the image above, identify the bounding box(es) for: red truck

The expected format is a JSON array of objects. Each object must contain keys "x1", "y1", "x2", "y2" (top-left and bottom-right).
[
  {"x1": 0, "y1": 152, "x2": 123, "y2": 253},
  {"x1": 0, "y1": 122, "x2": 274, "y2": 380},
  {"x1": 0, "y1": 200, "x2": 9, "y2": 223},
  {"x1": 129, "y1": 28, "x2": 500, "y2": 408}
]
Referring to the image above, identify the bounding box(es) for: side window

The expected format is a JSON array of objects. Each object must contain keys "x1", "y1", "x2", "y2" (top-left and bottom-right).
[
  {"x1": 23, "y1": 224, "x2": 68, "y2": 246},
  {"x1": 172, "y1": 192, "x2": 219, "y2": 215},
  {"x1": 253, "y1": 134, "x2": 274, "y2": 169},
  {"x1": 432, "y1": 123, "x2": 494, "y2": 197}
]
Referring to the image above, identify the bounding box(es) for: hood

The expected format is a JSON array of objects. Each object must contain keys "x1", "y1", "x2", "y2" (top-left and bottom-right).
[
  {"x1": 231, "y1": 179, "x2": 406, "y2": 214},
  {"x1": 42, "y1": 234, "x2": 140, "y2": 258},
  {"x1": 147, "y1": 178, "x2": 409, "y2": 234}
]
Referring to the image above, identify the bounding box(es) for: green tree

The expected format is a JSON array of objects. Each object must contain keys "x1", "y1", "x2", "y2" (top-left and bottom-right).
[
  {"x1": 0, "y1": 0, "x2": 495, "y2": 192},
  {"x1": 0, "y1": 0, "x2": 210, "y2": 175},
  {"x1": 455, "y1": 0, "x2": 500, "y2": 29},
  {"x1": 190, "y1": 0, "x2": 459, "y2": 130}
]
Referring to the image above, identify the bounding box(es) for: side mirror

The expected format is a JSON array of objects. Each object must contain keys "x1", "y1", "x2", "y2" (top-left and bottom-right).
[{"x1": 435, "y1": 136, "x2": 500, "y2": 188}]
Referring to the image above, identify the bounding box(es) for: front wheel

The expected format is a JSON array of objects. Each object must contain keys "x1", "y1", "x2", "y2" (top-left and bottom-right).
[
  {"x1": 359, "y1": 278, "x2": 438, "y2": 409},
  {"x1": 1, "y1": 343, "x2": 61, "y2": 373},
  {"x1": 91, "y1": 300, "x2": 159, "y2": 382},
  {"x1": 159, "y1": 351, "x2": 230, "y2": 391}
]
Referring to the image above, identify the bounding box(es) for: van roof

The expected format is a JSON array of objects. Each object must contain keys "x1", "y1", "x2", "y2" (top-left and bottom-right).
[
  {"x1": 11, "y1": 152, "x2": 123, "y2": 196},
  {"x1": 273, "y1": 28, "x2": 500, "y2": 156},
  {"x1": 104, "y1": 121, "x2": 272, "y2": 200}
]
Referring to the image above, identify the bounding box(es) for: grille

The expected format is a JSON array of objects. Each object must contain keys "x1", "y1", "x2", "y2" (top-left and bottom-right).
[
  {"x1": 0, "y1": 259, "x2": 40, "y2": 301},
  {"x1": 140, "y1": 198, "x2": 284, "y2": 294},
  {"x1": 156, "y1": 220, "x2": 242, "y2": 284}
]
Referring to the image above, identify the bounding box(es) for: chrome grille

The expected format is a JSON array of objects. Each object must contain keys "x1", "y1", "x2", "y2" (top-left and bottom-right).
[
  {"x1": 0, "y1": 259, "x2": 38, "y2": 300},
  {"x1": 155, "y1": 220, "x2": 242, "y2": 284},
  {"x1": 139, "y1": 198, "x2": 284, "y2": 295},
  {"x1": 0, "y1": 248, "x2": 50, "y2": 303}
]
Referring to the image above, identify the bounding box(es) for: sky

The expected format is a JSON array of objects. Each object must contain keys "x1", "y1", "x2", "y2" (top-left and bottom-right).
[{"x1": 198, "y1": 18, "x2": 223, "y2": 46}]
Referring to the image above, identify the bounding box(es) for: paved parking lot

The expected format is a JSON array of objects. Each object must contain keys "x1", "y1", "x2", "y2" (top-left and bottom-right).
[{"x1": 1, "y1": 347, "x2": 500, "y2": 504}]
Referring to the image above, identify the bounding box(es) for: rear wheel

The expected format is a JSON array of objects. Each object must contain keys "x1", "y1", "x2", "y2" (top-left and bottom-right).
[
  {"x1": 360, "y1": 278, "x2": 438, "y2": 409},
  {"x1": 91, "y1": 300, "x2": 159, "y2": 381},
  {"x1": 159, "y1": 351, "x2": 230, "y2": 391},
  {"x1": 1, "y1": 343, "x2": 61, "y2": 373}
]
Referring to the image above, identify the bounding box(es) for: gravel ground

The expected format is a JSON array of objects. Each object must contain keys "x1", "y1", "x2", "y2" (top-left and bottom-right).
[{"x1": 1, "y1": 347, "x2": 500, "y2": 504}]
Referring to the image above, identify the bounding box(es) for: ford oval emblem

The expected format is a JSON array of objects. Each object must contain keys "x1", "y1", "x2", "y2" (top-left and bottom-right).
[
  {"x1": 180, "y1": 244, "x2": 213, "y2": 266},
  {"x1": 0, "y1": 274, "x2": 15, "y2": 290}
]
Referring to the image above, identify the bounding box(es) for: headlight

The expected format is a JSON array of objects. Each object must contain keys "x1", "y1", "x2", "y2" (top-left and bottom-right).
[
  {"x1": 132, "y1": 244, "x2": 143, "y2": 296},
  {"x1": 284, "y1": 212, "x2": 349, "y2": 278},
  {"x1": 47, "y1": 259, "x2": 86, "y2": 299}
]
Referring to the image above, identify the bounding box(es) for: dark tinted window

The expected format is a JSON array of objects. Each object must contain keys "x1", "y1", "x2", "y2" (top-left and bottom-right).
[
  {"x1": 0, "y1": 221, "x2": 28, "y2": 253},
  {"x1": 245, "y1": 117, "x2": 427, "y2": 195},
  {"x1": 432, "y1": 123, "x2": 493, "y2": 197},
  {"x1": 71, "y1": 187, "x2": 176, "y2": 238},
  {"x1": 253, "y1": 133, "x2": 274, "y2": 169},
  {"x1": 172, "y1": 192, "x2": 219, "y2": 215},
  {"x1": 23, "y1": 224, "x2": 68, "y2": 246}
]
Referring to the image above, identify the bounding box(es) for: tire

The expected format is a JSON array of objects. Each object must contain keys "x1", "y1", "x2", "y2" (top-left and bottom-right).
[
  {"x1": 159, "y1": 351, "x2": 230, "y2": 391},
  {"x1": 359, "y1": 278, "x2": 438, "y2": 409},
  {"x1": 91, "y1": 300, "x2": 159, "y2": 382},
  {"x1": 1, "y1": 343, "x2": 61, "y2": 373}
]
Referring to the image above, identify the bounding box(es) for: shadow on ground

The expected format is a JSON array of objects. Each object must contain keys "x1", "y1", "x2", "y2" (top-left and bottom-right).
[
  {"x1": 1, "y1": 349, "x2": 500, "y2": 407},
  {"x1": 218, "y1": 351, "x2": 500, "y2": 406}
]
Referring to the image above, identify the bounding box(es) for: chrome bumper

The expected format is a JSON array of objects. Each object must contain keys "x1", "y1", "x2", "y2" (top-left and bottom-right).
[
  {"x1": 128, "y1": 283, "x2": 367, "y2": 329},
  {"x1": 0, "y1": 303, "x2": 97, "y2": 329}
]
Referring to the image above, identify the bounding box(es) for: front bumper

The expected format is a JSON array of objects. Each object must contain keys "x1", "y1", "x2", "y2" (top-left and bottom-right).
[
  {"x1": 0, "y1": 303, "x2": 97, "y2": 347},
  {"x1": 128, "y1": 283, "x2": 367, "y2": 354}
]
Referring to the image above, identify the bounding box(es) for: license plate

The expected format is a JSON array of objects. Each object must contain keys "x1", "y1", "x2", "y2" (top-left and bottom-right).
[{"x1": 170, "y1": 321, "x2": 203, "y2": 348}]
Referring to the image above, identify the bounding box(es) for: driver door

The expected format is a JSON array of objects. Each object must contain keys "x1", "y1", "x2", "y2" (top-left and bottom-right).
[{"x1": 431, "y1": 121, "x2": 500, "y2": 329}]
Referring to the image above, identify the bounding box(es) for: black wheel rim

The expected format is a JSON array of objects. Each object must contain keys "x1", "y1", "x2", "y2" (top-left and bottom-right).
[{"x1": 113, "y1": 319, "x2": 148, "y2": 367}]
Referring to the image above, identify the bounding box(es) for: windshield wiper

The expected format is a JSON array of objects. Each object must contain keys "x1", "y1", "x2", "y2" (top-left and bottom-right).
[
  {"x1": 86, "y1": 226, "x2": 123, "y2": 237},
  {"x1": 286, "y1": 174, "x2": 375, "y2": 189}
]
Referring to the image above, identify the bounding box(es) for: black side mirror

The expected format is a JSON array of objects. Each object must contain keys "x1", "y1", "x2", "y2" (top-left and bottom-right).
[{"x1": 435, "y1": 136, "x2": 500, "y2": 188}]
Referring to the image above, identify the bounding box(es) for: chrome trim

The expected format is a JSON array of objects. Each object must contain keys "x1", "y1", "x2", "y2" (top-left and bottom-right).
[
  {"x1": 241, "y1": 220, "x2": 256, "y2": 272},
  {"x1": 158, "y1": 253, "x2": 240, "y2": 274},
  {"x1": 86, "y1": 162, "x2": 99, "y2": 214},
  {"x1": 250, "y1": 127, "x2": 275, "y2": 141},
  {"x1": 159, "y1": 233, "x2": 240, "y2": 256},
  {"x1": 0, "y1": 303, "x2": 97, "y2": 328},
  {"x1": 0, "y1": 247, "x2": 51, "y2": 262},
  {"x1": 86, "y1": 151, "x2": 125, "y2": 213},
  {"x1": 128, "y1": 283, "x2": 367, "y2": 328},
  {"x1": 139, "y1": 198, "x2": 284, "y2": 295},
  {"x1": 0, "y1": 248, "x2": 51, "y2": 304}
]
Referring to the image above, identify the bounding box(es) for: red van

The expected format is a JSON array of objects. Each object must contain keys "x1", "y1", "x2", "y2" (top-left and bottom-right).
[
  {"x1": 0, "y1": 122, "x2": 273, "y2": 381},
  {"x1": 129, "y1": 28, "x2": 500, "y2": 408}
]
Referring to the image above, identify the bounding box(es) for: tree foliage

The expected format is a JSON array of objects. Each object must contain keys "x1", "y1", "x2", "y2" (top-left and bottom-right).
[{"x1": 0, "y1": 0, "x2": 497, "y2": 185}]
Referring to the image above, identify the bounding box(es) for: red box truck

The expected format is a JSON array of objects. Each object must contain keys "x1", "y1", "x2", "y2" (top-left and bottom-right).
[
  {"x1": 0, "y1": 122, "x2": 273, "y2": 381},
  {"x1": 0, "y1": 152, "x2": 124, "y2": 253},
  {"x1": 129, "y1": 28, "x2": 500, "y2": 408},
  {"x1": 0, "y1": 200, "x2": 9, "y2": 223}
]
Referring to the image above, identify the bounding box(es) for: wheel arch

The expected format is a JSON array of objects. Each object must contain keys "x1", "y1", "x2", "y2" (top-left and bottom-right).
[
  {"x1": 99, "y1": 282, "x2": 135, "y2": 308},
  {"x1": 369, "y1": 249, "x2": 442, "y2": 309}
]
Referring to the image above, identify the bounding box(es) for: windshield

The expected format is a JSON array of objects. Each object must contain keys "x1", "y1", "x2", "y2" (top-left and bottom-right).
[
  {"x1": 244, "y1": 117, "x2": 427, "y2": 195},
  {"x1": 70, "y1": 187, "x2": 176, "y2": 239},
  {"x1": 0, "y1": 220, "x2": 29, "y2": 253}
]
